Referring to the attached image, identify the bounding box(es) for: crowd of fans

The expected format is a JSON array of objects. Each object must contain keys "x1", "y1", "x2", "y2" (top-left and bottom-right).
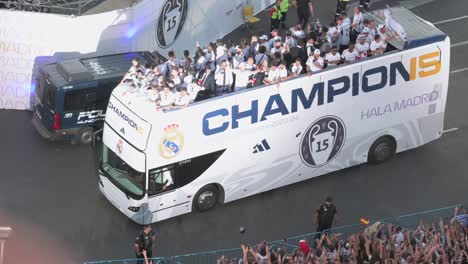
[
  {"x1": 119, "y1": 6, "x2": 398, "y2": 111},
  {"x1": 217, "y1": 207, "x2": 468, "y2": 264}
]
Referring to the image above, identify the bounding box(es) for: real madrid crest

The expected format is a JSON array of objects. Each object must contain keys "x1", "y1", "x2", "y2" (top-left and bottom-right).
[
  {"x1": 156, "y1": 0, "x2": 189, "y2": 48},
  {"x1": 299, "y1": 116, "x2": 346, "y2": 167},
  {"x1": 159, "y1": 124, "x2": 184, "y2": 159}
]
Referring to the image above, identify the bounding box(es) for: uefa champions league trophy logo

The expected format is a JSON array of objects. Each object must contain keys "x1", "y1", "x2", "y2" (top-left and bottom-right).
[
  {"x1": 156, "y1": 0, "x2": 189, "y2": 48},
  {"x1": 300, "y1": 116, "x2": 346, "y2": 167}
]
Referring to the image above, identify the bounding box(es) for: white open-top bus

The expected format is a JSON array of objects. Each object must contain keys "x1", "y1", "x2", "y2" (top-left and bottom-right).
[{"x1": 98, "y1": 7, "x2": 450, "y2": 224}]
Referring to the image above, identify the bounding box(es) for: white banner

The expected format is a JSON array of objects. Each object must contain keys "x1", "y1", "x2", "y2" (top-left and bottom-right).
[{"x1": 0, "y1": 0, "x2": 275, "y2": 110}]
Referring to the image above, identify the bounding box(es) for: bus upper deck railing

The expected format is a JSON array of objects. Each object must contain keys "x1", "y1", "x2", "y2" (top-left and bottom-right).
[{"x1": 83, "y1": 204, "x2": 463, "y2": 264}]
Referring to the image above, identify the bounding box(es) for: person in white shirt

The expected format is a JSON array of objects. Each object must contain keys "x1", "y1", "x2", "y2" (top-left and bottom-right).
[
  {"x1": 172, "y1": 88, "x2": 190, "y2": 109},
  {"x1": 214, "y1": 60, "x2": 234, "y2": 95},
  {"x1": 328, "y1": 19, "x2": 342, "y2": 49},
  {"x1": 121, "y1": 57, "x2": 145, "y2": 85},
  {"x1": 277, "y1": 63, "x2": 289, "y2": 81},
  {"x1": 305, "y1": 37, "x2": 316, "y2": 57},
  {"x1": 378, "y1": 24, "x2": 393, "y2": 49},
  {"x1": 186, "y1": 80, "x2": 205, "y2": 102},
  {"x1": 270, "y1": 39, "x2": 285, "y2": 54},
  {"x1": 215, "y1": 40, "x2": 228, "y2": 67},
  {"x1": 264, "y1": 63, "x2": 284, "y2": 84},
  {"x1": 244, "y1": 57, "x2": 257, "y2": 71},
  {"x1": 203, "y1": 44, "x2": 216, "y2": 70},
  {"x1": 359, "y1": 27, "x2": 373, "y2": 43},
  {"x1": 233, "y1": 63, "x2": 255, "y2": 91},
  {"x1": 268, "y1": 29, "x2": 282, "y2": 50},
  {"x1": 340, "y1": 12, "x2": 351, "y2": 51},
  {"x1": 370, "y1": 35, "x2": 385, "y2": 56},
  {"x1": 324, "y1": 46, "x2": 341, "y2": 67},
  {"x1": 148, "y1": 86, "x2": 160, "y2": 102},
  {"x1": 290, "y1": 23, "x2": 305, "y2": 40},
  {"x1": 368, "y1": 20, "x2": 378, "y2": 41},
  {"x1": 232, "y1": 47, "x2": 245, "y2": 69},
  {"x1": 284, "y1": 31, "x2": 297, "y2": 49},
  {"x1": 341, "y1": 43, "x2": 359, "y2": 63},
  {"x1": 157, "y1": 86, "x2": 176, "y2": 110},
  {"x1": 355, "y1": 36, "x2": 370, "y2": 58},
  {"x1": 291, "y1": 58, "x2": 303, "y2": 76},
  {"x1": 306, "y1": 49, "x2": 324, "y2": 73},
  {"x1": 352, "y1": 6, "x2": 364, "y2": 33}
]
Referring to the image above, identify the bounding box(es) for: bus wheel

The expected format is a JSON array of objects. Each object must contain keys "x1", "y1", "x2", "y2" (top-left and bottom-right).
[
  {"x1": 194, "y1": 185, "x2": 219, "y2": 212},
  {"x1": 79, "y1": 128, "x2": 94, "y2": 145},
  {"x1": 368, "y1": 136, "x2": 396, "y2": 164}
]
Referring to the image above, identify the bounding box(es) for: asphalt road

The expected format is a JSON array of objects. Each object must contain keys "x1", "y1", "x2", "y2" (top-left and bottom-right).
[{"x1": 0, "y1": 0, "x2": 467, "y2": 263}]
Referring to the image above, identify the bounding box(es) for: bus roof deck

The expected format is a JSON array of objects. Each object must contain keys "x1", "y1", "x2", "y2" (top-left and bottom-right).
[
  {"x1": 366, "y1": 6, "x2": 446, "y2": 50},
  {"x1": 113, "y1": 7, "x2": 448, "y2": 120}
]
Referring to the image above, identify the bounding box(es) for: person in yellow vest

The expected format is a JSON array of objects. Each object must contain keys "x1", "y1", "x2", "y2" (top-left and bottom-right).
[
  {"x1": 280, "y1": 0, "x2": 290, "y2": 29},
  {"x1": 270, "y1": 0, "x2": 283, "y2": 31},
  {"x1": 336, "y1": 0, "x2": 350, "y2": 16}
]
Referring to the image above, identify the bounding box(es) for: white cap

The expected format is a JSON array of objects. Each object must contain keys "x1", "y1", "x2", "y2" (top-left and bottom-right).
[
  {"x1": 314, "y1": 49, "x2": 321, "y2": 55},
  {"x1": 259, "y1": 35, "x2": 269, "y2": 40},
  {"x1": 362, "y1": 27, "x2": 370, "y2": 34},
  {"x1": 378, "y1": 24, "x2": 385, "y2": 31}
]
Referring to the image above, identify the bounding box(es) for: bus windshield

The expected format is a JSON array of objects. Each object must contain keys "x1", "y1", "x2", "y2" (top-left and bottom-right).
[{"x1": 101, "y1": 145, "x2": 145, "y2": 197}]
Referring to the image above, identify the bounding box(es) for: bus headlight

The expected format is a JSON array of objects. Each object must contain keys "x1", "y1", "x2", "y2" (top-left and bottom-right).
[{"x1": 128, "y1": 206, "x2": 141, "y2": 212}]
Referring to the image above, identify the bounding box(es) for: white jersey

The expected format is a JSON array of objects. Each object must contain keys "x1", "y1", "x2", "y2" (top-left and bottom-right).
[
  {"x1": 174, "y1": 93, "x2": 190, "y2": 107},
  {"x1": 291, "y1": 64, "x2": 303, "y2": 75},
  {"x1": 306, "y1": 56, "x2": 324, "y2": 72},
  {"x1": 186, "y1": 83, "x2": 204, "y2": 102},
  {"x1": 158, "y1": 91, "x2": 176, "y2": 107},
  {"x1": 370, "y1": 40, "x2": 385, "y2": 53},
  {"x1": 353, "y1": 12, "x2": 364, "y2": 32},
  {"x1": 325, "y1": 52, "x2": 341, "y2": 66},
  {"x1": 341, "y1": 49, "x2": 359, "y2": 62},
  {"x1": 290, "y1": 27, "x2": 305, "y2": 39},
  {"x1": 355, "y1": 42, "x2": 370, "y2": 57}
]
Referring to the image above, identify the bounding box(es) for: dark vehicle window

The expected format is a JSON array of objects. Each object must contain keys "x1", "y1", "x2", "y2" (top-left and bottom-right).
[
  {"x1": 148, "y1": 165, "x2": 176, "y2": 196},
  {"x1": 147, "y1": 150, "x2": 225, "y2": 196},
  {"x1": 36, "y1": 73, "x2": 56, "y2": 108},
  {"x1": 64, "y1": 87, "x2": 112, "y2": 112},
  {"x1": 177, "y1": 150, "x2": 224, "y2": 187}
]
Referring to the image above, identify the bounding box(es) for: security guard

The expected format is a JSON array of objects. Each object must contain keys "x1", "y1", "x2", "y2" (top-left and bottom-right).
[
  {"x1": 335, "y1": 0, "x2": 350, "y2": 17},
  {"x1": 270, "y1": 0, "x2": 283, "y2": 31},
  {"x1": 280, "y1": 0, "x2": 290, "y2": 29},
  {"x1": 134, "y1": 225, "x2": 156, "y2": 264}
]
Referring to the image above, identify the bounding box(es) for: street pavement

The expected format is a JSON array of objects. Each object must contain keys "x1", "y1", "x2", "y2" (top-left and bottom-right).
[{"x1": 0, "y1": 0, "x2": 467, "y2": 263}]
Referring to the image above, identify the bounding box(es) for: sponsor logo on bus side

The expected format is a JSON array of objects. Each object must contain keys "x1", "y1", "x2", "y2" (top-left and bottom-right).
[
  {"x1": 108, "y1": 101, "x2": 144, "y2": 135},
  {"x1": 202, "y1": 52, "x2": 442, "y2": 136},
  {"x1": 300, "y1": 116, "x2": 346, "y2": 167},
  {"x1": 159, "y1": 123, "x2": 184, "y2": 159}
]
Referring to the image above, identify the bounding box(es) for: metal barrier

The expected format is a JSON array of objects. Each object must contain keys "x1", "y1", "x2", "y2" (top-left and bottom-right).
[{"x1": 84, "y1": 204, "x2": 462, "y2": 264}]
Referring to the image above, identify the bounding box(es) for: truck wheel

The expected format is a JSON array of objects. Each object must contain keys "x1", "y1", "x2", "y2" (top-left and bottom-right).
[
  {"x1": 79, "y1": 128, "x2": 94, "y2": 145},
  {"x1": 193, "y1": 185, "x2": 219, "y2": 212},
  {"x1": 368, "y1": 136, "x2": 396, "y2": 164}
]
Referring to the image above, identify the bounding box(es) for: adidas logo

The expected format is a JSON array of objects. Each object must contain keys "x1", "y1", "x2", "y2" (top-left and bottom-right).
[{"x1": 253, "y1": 139, "x2": 271, "y2": 154}]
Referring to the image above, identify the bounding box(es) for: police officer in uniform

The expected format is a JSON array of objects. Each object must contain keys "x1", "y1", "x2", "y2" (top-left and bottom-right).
[
  {"x1": 314, "y1": 196, "x2": 338, "y2": 235},
  {"x1": 335, "y1": 0, "x2": 350, "y2": 17},
  {"x1": 280, "y1": 0, "x2": 290, "y2": 29},
  {"x1": 270, "y1": 0, "x2": 283, "y2": 31},
  {"x1": 134, "y1": 225, "x2": 156, "y2": 264}
]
